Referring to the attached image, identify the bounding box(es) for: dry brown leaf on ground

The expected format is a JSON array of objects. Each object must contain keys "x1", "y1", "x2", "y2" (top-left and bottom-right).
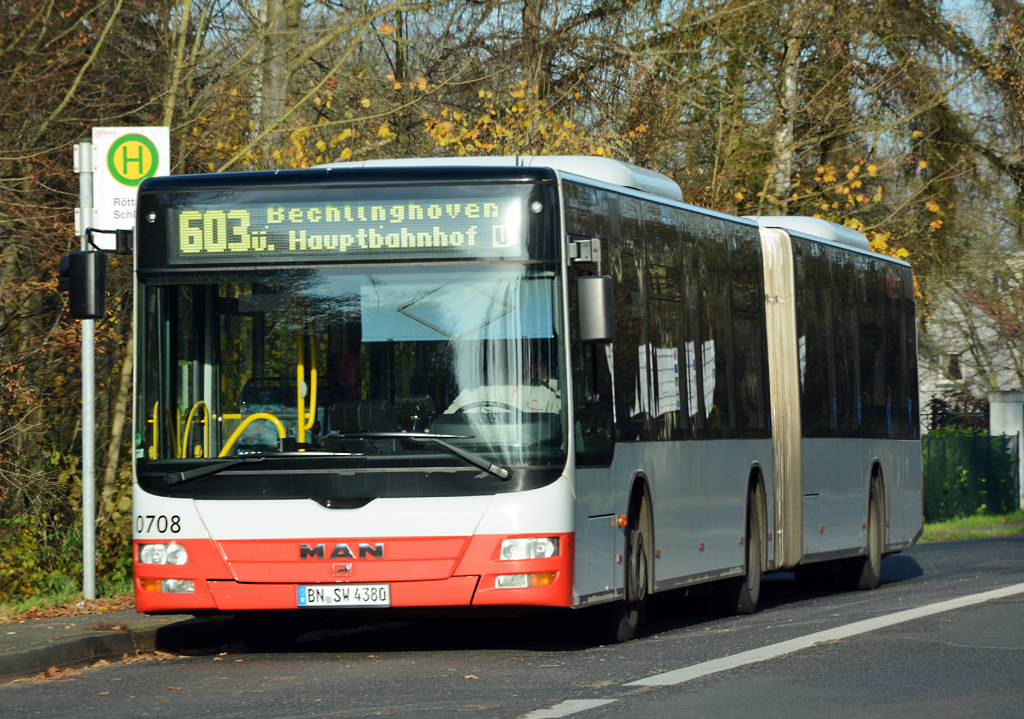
[
  {"x1": 1, "y1": 595, "x2": 135, "y2": 625},
  {"x1": 11, "y1": 666, "x2": 82, "y2": 683}
]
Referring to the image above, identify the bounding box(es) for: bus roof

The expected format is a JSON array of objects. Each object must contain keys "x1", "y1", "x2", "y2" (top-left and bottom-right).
[
  {"x1": 316, "y1": 156, "x2": 684, "y2": 203},
  {"x1": 744, "y1": 215, "x2": 872, "y2": 252}
]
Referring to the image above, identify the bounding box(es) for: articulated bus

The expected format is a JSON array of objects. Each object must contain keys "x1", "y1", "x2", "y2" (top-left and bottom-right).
[{"x1": 131, "y1": 156, "x2": 922, "y2": 644}]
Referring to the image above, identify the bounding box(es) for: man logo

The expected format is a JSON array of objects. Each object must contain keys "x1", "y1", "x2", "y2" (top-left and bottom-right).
[{"x1": 299, "y1": 542, "x2": 384, "y2": 559}]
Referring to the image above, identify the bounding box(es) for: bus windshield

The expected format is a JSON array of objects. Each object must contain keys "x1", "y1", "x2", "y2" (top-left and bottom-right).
[{"x1": 137, "y1": 263, "x2": 565, "y2": 470}]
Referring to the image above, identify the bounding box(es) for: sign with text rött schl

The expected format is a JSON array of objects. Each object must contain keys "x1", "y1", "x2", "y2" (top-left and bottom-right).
[{"x1": 92, "y1": 127, "x2": 169, "y2": 249}]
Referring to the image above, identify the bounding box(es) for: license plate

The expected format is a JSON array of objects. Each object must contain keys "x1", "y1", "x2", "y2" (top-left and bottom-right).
[{"x1": 297, "y1": 584, "x2": 390, "y2": 607}]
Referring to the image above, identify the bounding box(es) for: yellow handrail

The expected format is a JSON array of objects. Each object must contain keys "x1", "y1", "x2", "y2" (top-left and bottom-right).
[
  {"x1": 219, "y1": 412, "x2": 287, "y2": 457},
  {"x1": 297, "y1": 330, "x2": 305, "y2": 445},
  {"x1": 181, "y1": 401, "x2": 210, "y2": 459},
  {"x1": 149, "y1": 401, "x2": 159, "y2": 460},
  {"x1": 305, "y1": 327, "x2": 317, "y2": 433},
  {"x1": 296, "y1": 325, "x2": 318, "y2": 447},
  {"x1": 148, "y1": 401, "x2": 183, "y2": 459}
]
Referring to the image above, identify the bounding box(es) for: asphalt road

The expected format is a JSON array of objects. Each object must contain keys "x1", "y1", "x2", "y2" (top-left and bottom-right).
[{"x1": 4, "y1": 535, "x2": 1023, "y2": 719}]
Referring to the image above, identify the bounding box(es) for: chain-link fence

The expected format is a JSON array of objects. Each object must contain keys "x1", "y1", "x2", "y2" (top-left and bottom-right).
[{"x1": 923, "y1": 433, "x2": 1020, "y2": 522}]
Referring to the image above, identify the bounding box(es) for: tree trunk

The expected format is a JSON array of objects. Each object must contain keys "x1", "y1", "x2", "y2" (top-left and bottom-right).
[
  {"x1": 102, "y1": 336, "x2": 132, "y2": 499},
  {"x1": 765, "y1": 1, "x2": 807, "y2": 210},
  {"x1": 260, "y1": 0, "x2": 301, "y2": 166}
]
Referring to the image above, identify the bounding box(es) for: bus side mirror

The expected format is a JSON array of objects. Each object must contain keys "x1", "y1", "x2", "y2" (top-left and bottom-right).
[
  {"x1": 115, "y1": 228, "x2": 133, "y2": 256},
  {"x1": 578, "y1": 275, "x2": 614, "y2": 343},
  {"x1": 58, "y1": 251, "x2": 108, "y2": 320}
]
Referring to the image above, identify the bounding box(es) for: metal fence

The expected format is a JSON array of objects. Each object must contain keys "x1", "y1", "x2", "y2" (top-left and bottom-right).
[{"x1": 922, "y1": 433, "x2": 1020, "y2": 522}]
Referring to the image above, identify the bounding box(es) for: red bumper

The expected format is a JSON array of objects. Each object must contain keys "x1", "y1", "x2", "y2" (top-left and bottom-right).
[{"x1": 134, "y1": 533, "x2": 573, "y2": 613}]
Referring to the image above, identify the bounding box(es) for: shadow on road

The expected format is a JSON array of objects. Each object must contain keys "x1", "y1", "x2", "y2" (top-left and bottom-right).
[{"x1": 225, "y1": 554, "x2": 926, "y2": 656}]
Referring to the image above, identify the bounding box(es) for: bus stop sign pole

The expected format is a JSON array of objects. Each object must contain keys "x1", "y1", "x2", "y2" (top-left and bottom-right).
[{"x1": 75, "y1": 140, "x2": 97, "y2": 600}]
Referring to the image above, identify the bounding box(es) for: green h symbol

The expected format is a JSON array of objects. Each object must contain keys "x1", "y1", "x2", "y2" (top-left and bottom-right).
[{"x1": 120, "y1": 143, "x2": 144, "y2": 175}]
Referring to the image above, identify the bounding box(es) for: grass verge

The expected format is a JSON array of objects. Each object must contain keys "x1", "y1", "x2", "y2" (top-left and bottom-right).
[
  {"x1": 0, "y1": 577, "x2": 134, "y2": 624},
  {"x1": 920, "y1": 509, "x2": 1024, "y2": 543}
]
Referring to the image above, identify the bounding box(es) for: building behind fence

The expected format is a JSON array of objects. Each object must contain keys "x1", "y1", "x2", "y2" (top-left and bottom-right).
[{"x1": 922, "y1": 433, "x2": 1020, "y2": 522}]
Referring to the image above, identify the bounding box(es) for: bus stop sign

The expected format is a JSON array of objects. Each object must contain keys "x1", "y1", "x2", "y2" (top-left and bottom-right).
[{"x1": 92, "y1": 127, "x2": 169, "y2": 249}]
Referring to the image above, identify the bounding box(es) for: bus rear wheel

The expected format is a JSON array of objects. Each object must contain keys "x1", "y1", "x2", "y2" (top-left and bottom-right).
[
  {"x1": 717, "y1": 484, "x2": 762, "y2": 615},
  {"x1": 840, "y1": 478, "x2": 883, "y2": 591}
]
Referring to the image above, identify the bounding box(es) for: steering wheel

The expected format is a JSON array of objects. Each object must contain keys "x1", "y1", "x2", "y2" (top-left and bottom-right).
[{"x1": 455, "y1": 401, "x2": 522, "y2": 417}]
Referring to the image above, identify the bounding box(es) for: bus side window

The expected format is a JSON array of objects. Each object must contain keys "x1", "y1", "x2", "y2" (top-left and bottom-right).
[
  {"x1": 858, "y1": 256, "x2": 887, "y2": 438},
  {"x1": 677, "y1": 209, "x2": 705, "y2": 436},
  {"x1": 698, "y1": 215, "x2": 733, "y2": 437},
  {"x1": 903, "y1": 267, "x2": 920, "y2": 437},
  {"x1": 831, "y1": 249, "x2": 859, "y2": 436},
  {"x1": 645, "y1": 201, "x2": 685, "y2": 441},
  {"x1": 885, "y1": 265, "x2": 907, "y2": 438},
  {"x1": 796, "y1": 240, "x2": 835, "y2": 437},
  {"x1": 611, "y1": 195, "x2": 648, "y2": 441},
  {"x1": 564, "y1": 182, "x2": 597, "y2": 238},
  {"x1": 729, "y1": 225, "x2": 768, "y2": 438}
]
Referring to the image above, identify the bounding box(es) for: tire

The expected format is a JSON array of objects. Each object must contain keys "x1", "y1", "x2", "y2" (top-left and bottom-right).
[
  {"x1": 717, "y1": 484, "x2": 763, "y2": 615},
  {"x1": 840, "y1": 478, "x2": 883, "y2": 591},
  {"x1": 581, "y1": 493, "x2": 652, "y2": 644}
]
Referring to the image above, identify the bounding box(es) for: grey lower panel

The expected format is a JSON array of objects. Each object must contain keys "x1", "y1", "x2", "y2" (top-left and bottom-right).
[
  {"x1": 800, "y1": 546, "x2": 865, "y2": 564},
  {"x1": 885, "y1": 539, "x2": 915, "y2": 554},
  {"x1": 652, "y1": 565, "x2": 744, "y2": 594},
  {"x1": 575, "y1": 588, "x2": 623, "y2": 607},
  {"x1": 574, "y1": 438, "x2": 774, "y2": 601}
]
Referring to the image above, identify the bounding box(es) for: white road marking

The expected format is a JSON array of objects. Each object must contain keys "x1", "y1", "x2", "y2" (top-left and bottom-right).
[
  {"x1": 524, "y1": 699, "x2": 618, "y2": 718},
  {"x1": 626, "y1": 581, "x2": 1024, "y2": 686}
]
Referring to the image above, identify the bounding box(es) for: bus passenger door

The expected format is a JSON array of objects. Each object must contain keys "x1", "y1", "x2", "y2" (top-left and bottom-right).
[{"x1": 570, "y1": 257, "x2": 619, "y2": 599}]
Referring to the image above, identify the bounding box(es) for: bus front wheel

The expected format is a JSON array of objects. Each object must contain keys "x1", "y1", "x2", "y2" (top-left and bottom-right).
[{"x1": 582, "y1": 493, "x2": 651, "y2": 644}]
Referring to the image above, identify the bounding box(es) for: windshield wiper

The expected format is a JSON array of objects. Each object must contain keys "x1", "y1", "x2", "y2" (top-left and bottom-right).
[
  {"x1": 332, "y1": 432, "x2": 512, "y2": 481},
  {"x1": 164, "y1": 451, "x2": 360, "y2": 486}
]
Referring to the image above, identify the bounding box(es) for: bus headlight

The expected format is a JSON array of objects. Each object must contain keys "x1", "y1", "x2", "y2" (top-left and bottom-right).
[
  {"x1": 162, "y1": 579, "x2": 195, "y2": 593},
  {"x1": 499, "y1": 537, "x2": 559, "y2": 561},
  {"x1": 138, "y1": 542, "x2": 188, "y2": 565}
]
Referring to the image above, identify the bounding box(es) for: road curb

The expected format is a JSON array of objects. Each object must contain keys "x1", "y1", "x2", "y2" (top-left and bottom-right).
[{"x1": 0, "y1": 617, "x2": 238, "y2": 685}]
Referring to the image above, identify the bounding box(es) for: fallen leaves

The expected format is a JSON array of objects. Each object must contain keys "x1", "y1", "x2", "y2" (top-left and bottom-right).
[
  {"x1": 1, "y1": 594, "x2": 134, "y2": 625},
  {"x1": 11, "y1": 666, "x2": 80, "y2": 683},
  {"x1": 90, "y1": 620, "x2": 129, "y2": 632}
]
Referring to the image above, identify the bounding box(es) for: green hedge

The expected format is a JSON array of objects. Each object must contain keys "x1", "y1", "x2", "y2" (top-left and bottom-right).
[{"x1": 923, "y1": 433, "x2": 1020, "y2": 522}]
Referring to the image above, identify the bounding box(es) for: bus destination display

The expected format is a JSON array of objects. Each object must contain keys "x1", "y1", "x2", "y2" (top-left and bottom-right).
[{"x1": 167, "y1": 197, "x2": 524, "y2": 263}]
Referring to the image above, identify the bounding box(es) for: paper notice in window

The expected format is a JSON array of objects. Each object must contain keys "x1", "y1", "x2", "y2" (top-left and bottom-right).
[{"x1": 655, "y1": 347, "x2": 680, "y2": 417}]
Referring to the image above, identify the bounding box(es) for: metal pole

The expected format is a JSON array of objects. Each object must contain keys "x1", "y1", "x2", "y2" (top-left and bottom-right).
[{"x1": 77, "y1": 140, "x2": 97, "y2": 600}]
